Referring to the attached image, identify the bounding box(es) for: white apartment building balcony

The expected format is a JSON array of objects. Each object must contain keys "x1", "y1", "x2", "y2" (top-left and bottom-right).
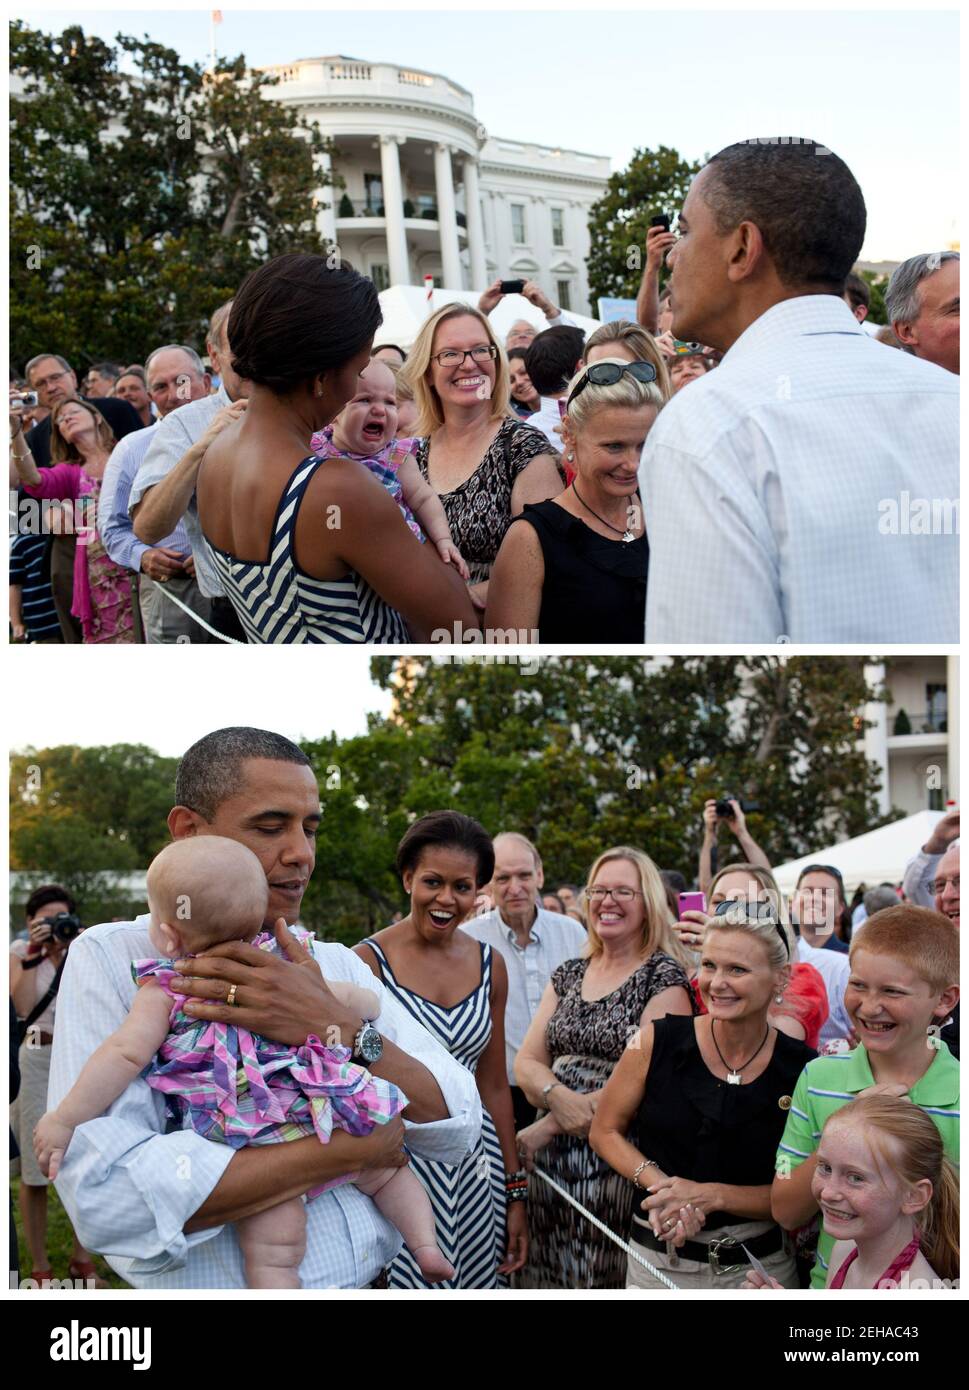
[
  {"x1": 862, "y1": 656, "x2": 957, "y2": 817},
  {"x1": 262, "y1": 55, "x2": 610, "y2": 310}
]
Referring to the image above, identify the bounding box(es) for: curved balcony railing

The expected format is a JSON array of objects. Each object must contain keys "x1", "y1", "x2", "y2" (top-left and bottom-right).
[
  {"x1": 335, "y1": 199, "x2": 468, "y2": 227},
  {"x1": 890, "y1": 709, "x2": 948, "y2": 735}
]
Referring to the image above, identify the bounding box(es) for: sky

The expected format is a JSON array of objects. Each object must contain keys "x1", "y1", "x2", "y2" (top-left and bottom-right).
[
  {"x1": 10, "y1": 649, "x2": 393, "y2": 754},
  {"x1": 14, "y1": 3, "x2": 960, "y2": 261}
]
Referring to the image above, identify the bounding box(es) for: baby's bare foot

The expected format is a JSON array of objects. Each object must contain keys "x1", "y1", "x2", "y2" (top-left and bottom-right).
[{"x1": 413, "y1": 1245, "x2": 455, "y2": 1283}]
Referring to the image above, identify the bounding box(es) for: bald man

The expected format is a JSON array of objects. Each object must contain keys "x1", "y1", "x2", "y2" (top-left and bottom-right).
[{"x1": 461, "y1": 832, "x2": 586, "y2": 1128}]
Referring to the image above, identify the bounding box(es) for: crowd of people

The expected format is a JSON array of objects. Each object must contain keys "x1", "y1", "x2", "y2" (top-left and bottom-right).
[
  {"x1": 10, "y1": 140, "x2": 959, "y2": 644},
  {"x1": 10, "y1": 728, "x2": 960, "y2": 1291}
]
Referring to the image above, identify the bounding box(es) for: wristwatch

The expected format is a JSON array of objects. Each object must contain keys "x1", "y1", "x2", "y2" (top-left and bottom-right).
[
  {"x1": 542, "y1": 1081, "x2": 561, "y2": 1105},
  {"x1": 352, "y1": 1023, "x2": 383, "y2": 1065}
]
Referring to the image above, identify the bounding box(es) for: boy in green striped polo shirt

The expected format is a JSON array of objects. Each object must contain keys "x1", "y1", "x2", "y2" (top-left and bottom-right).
[{"x1": 772, "y1": 905, "x2": 959, "y2": 1287}]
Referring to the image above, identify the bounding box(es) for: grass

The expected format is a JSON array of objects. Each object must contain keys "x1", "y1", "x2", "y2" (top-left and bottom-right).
[{"x1": 10, "y1": 1177, "x2": 129, "y2": 1289}]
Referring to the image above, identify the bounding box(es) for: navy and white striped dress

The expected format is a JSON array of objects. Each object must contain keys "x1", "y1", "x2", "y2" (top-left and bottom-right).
[
  {"x1": 362, "y1": 937, "x2": 506, "y2": 1289},
  {"x1": 202, "y1": 454, "x2": 409, "y2": 643}
]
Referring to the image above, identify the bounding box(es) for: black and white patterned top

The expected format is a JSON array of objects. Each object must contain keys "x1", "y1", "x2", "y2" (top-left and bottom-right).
[
  {"x1": 202, "y1": 454, "x2": 409, "y2": 644},
  {"x1": 415, "y1": 417, "x2": 559, "y2": 583},
  {"x1": 546, "y1": 953, "x2": 693, "y2": 1064}
]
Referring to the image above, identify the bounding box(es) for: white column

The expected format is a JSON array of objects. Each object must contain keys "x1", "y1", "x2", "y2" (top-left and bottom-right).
[
  {"x1": 434, "y1": 143, "x2": 462, "y2": 290},
  {"x1": 863, "y1": 662, "x2": 891, "y2": 817},
  {"x1": 380, "y1": 136, "x2": 410, "y2": 287},
  {"x1": 313, "y1": 147, "x2": 337, "y2": 246},
  {"x1": 462, "y1": 156, "x2": 487, "y2": 291},
  {"x1": 946, "y1": 654, "x2": 959, "y2": 804}
]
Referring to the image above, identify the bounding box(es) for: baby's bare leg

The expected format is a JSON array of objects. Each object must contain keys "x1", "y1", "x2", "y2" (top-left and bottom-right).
[
  {"x1": 356, "y1": 1166, "x2": 454, "y2": 1283},
  {"x1": 236, "y1": 1196, "x2": 306, "y2": 1289}
]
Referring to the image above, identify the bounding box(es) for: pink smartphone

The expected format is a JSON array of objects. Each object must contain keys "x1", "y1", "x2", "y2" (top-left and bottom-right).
[{"x1": 678, "y1": 891, "x2": 706, "y2": 916}]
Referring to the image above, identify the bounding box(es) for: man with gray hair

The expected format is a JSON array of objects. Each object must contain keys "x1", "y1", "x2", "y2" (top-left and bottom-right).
[
  {"x1": 886, "y1": 251, "x2": 959, "y2": 374},
  {"x1": 130, "y1": 302, "x2": 249, "y2": 642},
  {"x1": 462, "y1": 831, "x2": 586, "y2": 1129},
  {"x1": 98, "y1": 345, "x2": 214, "y2": 642}
]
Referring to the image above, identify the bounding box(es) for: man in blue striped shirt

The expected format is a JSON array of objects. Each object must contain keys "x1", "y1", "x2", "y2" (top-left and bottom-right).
[{"x1": 98, "y1": 346, "x2": 214, "y2": 643}]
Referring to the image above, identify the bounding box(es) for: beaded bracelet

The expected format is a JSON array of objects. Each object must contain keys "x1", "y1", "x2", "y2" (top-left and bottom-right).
[{"x1": 505, "y1": 1170, "x2": 528, "y2": 1203}]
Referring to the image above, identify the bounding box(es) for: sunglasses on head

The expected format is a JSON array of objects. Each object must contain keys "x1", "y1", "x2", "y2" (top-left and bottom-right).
[
  {"x1": 566, "y1": 360, "x2": 657, "y2": 408},
  {"x1": 713, "y1": 898, "x2": 790, "y2": 960}
]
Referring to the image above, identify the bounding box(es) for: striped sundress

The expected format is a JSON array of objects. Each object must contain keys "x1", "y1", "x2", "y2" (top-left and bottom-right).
[
  {"x1": 362, "y1": 937, "x2": 506, "y2": 1289},
  {"x1": 201, "y1": 454, "x2": 409, "y2": 643}
]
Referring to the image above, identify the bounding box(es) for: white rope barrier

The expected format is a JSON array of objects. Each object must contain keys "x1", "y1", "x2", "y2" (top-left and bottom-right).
[
  {"x1": 531, "y1": 1164, "x2": 681, "y2": 1290},
  {"x1": 153, "y1": 582, "x2": 246, "y2": 644}
]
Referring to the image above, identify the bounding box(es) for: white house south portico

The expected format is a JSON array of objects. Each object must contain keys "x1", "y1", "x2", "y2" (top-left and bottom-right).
[{"x1": 262, "y1": 55, "x2": 609, "y2": 307}]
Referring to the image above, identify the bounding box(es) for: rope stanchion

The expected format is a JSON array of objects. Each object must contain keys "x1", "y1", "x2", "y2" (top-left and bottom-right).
[
  {"x1": 153, "y1": 582, "x2": 246, "y2": 644},
  {"x1": 531, "y1": 1164, "x2": 681, "y2": 1290}
]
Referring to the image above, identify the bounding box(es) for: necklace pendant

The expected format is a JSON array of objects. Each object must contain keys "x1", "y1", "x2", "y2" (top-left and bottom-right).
[
  {"x1": 727, "y1": 1070, "x2": 742, "y2": 1085},
  {"x1": 622, "y1": 530, "x2": 634, "y2": 543}
]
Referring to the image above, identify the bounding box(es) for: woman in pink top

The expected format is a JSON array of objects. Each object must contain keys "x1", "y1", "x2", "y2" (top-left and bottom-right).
[{"x1": 12, "y1": 399, "x2": 136, "y2": 642}]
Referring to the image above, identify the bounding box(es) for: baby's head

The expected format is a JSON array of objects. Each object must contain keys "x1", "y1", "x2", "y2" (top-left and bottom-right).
[
  {"x1": 332, "y1": 359, "x2": 399, "y2": 456},
  {"x1": 146, "y1": 837, "x2": 269, "y2": 958}
]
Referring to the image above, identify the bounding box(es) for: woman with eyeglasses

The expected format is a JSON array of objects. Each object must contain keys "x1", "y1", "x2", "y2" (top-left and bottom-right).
[
  {"x1": 484, "y1": 359, "x2": 663, "y2": 643},
  {"x1": 590, "y1": 894, "x2": 816, "y2": 1289},
  {"x1": 513, "y1": 847, "x2": 694, "y2": 1287},
  {"x1": 399, "y1": 304, "x2": 564, "y2": 613}
]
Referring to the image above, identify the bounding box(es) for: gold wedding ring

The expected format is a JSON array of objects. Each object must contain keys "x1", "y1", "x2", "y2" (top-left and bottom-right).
[{"x1": 227, "y1": 983, "x2": 238, "y2": 1007}]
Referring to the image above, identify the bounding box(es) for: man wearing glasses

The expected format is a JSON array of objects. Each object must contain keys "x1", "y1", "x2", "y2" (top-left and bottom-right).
[{"x1": 18, "y1": 354, "x2": 142, "y2": 469}]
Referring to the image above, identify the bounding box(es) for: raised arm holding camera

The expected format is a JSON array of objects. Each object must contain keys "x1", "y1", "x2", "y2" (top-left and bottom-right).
[
  {"x1": 9, "y1": 885, "x2": 107, "y2": 1287},
  {"x1": 698, "y1": 796, "x2": 770, "y2": 898}
]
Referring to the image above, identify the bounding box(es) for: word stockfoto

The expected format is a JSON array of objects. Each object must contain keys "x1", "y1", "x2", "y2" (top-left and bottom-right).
[{"x1": 50, "y1": 1321, "x2": 151, "y2": 1371}]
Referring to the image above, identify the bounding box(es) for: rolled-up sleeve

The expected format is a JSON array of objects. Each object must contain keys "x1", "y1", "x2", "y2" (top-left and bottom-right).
[
  {"x1": 902, "y1": 849, "x2": 939, "y2": 909},
  {"x1": 323, "y1": 946, "x2": 482, "y2": 1165},
  {"x1": 48, "y1": 931, "x2": 233, "y2": 1274},
  {"x1": 98, "y1": 440, "x2": 148, "y2": 573}
]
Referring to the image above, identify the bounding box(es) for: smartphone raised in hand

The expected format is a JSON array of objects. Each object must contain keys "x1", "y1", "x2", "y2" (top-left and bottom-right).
[
  {"x1": 678, "y1": 891, "x2": 706, "y2": 916},
  {"x1": 650, "y1": 214, "x2": 671, "y2": 232},
  {"x1": 500, "y1": 279, "x2": 526, "y2": 295}
]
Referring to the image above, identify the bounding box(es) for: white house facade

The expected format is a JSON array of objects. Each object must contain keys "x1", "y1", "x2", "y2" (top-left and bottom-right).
[{"x1": 260, "y1": 55, "x2": 611, "y2": 311}]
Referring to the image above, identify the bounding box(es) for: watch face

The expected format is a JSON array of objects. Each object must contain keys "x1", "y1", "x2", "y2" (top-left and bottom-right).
[{"x1": 358, "y1": 1026, "x2": 383, "y2": 1064}]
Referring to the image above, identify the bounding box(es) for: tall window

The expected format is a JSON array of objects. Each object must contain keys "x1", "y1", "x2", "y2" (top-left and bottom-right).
[
  {"x1": 556, "y1": 279, "x2": 572, "y2": 311},
  {"x1": 551, "y1": 207, "x2": 565, "y2": 247},
  {"x1": 511, "y1": 204, "x2": 526, "y2": 244},
  {"x1": 364, "y1": 173, "x2": 384, "y2": 214},
  {"x1": 926, "y1": 683, "x2": 948, "y2": 732},
  {"x1": 370, "y1": 263, "x2": 390, "y2": 291}
]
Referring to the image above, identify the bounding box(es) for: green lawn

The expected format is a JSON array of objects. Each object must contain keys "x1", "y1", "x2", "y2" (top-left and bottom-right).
[{"x1": 10, "y1": 1177, "x2": 129, "y2": 1289}]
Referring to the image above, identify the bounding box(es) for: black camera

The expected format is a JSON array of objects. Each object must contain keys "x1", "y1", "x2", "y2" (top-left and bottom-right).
[
  {"x1": 44, "y1": 912, "x2": 83, "y2": 944},
  {"x1": 715, "y1": 793, "x2": 759, "y2": 819}
]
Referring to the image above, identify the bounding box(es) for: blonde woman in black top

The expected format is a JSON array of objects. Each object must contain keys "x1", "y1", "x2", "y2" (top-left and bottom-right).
[
  {"x1": 591, "y1": 901, "x2": 815, "y2": 1288},
  {"x1": 485, "y1": 360, "x2": 663, "y2": 643}
]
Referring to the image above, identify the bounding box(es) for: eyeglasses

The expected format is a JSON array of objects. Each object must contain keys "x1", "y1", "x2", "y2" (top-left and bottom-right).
[
  {"x1": 566, "y1": 360, "x2": 657, "y2": 407},
  {"x1": 712, "y1": 898, "x2": 790, "y2": 959},
  {"x1": 32, "y1": 369, "x2": 71, "y2": 391},
  {"x1": 584, "y1": 886, "x2": 643, "y2": 903},
  {"x1": 432, "y1": 345, "x2": 497, "y2": 368},
  {"x1": 929, "y1": 875, "x2": 960, "y2": 895}
]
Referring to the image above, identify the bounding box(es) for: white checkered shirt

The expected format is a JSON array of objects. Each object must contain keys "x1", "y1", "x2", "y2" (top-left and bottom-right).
[
  {"x1": 48, "y1": 918, "x2": 482, "y2": 1288},
  {"x1": 461, "y1": 908, "x2": 587, "y2": 1083},
  {"x1": 639, "y1": 295, "x2": 959, "y2": 641}
]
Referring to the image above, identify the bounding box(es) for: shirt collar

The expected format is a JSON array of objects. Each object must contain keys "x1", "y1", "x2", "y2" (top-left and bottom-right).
[
  {"x1": 499, "y1": 905, "x2": 541, "y2": 946},
  {"x1": 837, "y1": 1039, "x2": 958, "y2": 1104},
  {"x1": 723, "y1": 293, "x2": 867, "y2": 364}
]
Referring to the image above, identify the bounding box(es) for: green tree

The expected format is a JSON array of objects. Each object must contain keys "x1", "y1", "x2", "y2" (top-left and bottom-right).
[
  {"x1": 9, "y1": 744, "x2": 177, "y2": 926},
  {"x1": 585, "y1": 145, "x2": 700, "y2": 310},
  {"x1": 860, "y1": 270, "x2": 888, "y2": 326},
  {"x1": 9, "y1": 22, "x2": 341, "y2": 367}
]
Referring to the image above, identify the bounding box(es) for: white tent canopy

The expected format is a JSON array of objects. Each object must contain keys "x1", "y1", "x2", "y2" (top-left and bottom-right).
[
  {"x1": 773, "y1": 810, "x2": 944, "y2": 896},
  {"x1": 374, "y1": 286, "x2": 600, "y2": 353}
]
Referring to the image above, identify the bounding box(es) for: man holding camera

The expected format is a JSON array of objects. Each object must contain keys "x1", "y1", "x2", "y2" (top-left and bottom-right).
[{"x1": 9, "y1": 885, "x2": 106, "y2": 1287}]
